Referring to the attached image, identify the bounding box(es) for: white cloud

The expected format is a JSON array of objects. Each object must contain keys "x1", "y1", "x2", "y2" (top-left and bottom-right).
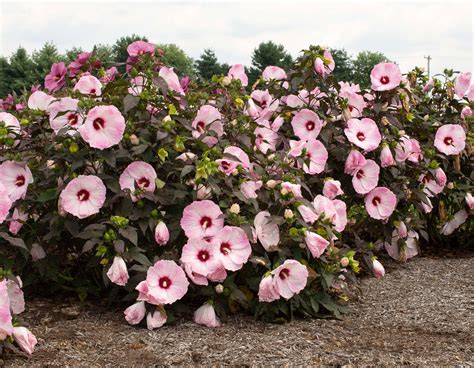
[{"x1": 0, "y1": 0, "x2": 472, "y2": 75}]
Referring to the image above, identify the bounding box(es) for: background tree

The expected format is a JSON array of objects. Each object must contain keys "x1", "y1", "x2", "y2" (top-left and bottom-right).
[
  {"x1": 31, "y1": 42, "x2": 61, "y2": 82},
  {"x1": 248, "y1": 41, "x2": 293, "y2": 86},
  {"x1": 330, "y1": 48, "x2": 354, "y2": 83},
  {"x1": 93, "y1": 44, "x2": 114, "y2": 66},
  {"x1": 63, "y1": 47, "x2": 84, "y2": 64},
  {"x1": 352, "y1": 51, "x2": 389, "y2": 89},
  {"x1": 195, "y1": 48, "x2": 228, "y2": 80},
  {"x1": 157, "y1": 43, "x2": 195, "y2": 77},
  {"x1": 2, "y1": 47, "x2": 36, "y2": 94}
]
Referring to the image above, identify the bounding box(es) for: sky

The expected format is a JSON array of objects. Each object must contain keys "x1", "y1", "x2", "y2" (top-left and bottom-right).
[{"x1": 0, "y1": 0, "x2": 473, "y2": 76}]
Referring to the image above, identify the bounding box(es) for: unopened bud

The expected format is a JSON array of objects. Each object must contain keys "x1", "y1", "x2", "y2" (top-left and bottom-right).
[
  {"x1": 340, "y1": 257, "x2": 349, "y2": 267},
  {"x1": 229, "y1": 203, "x2": 240, "y2": 214},
  {"x1": 129, "y1": 134, "x2": 139, "y2": 145},
  {"x1": 215, "y1": 284, "x2": 224, "y2": 294},
  {"x1": 284, "y1": 209, "x2": 294, "y2": 219},
  {"x1": 266, "y1": 180, "x2": 277, "y2": 189},
  {"x1": 447, "y1": 182, "x2": 454, "y2": 190},
  {"x1": 222, "y1": 76, "x2": 231, "y2": 86}
]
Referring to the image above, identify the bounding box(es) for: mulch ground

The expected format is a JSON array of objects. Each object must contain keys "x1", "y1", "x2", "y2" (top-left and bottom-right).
[{"x1": 2, "y1": 255, "x2": 473, "y2": 367}]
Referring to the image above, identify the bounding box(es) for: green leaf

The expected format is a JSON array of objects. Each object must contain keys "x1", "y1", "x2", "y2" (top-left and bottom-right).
[{"x1": 37, "y1": 188, "x2": 57, "y2": 202}]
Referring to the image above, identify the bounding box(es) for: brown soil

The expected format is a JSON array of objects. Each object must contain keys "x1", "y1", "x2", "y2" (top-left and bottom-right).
[{"x1": 2, "y1": 255, "x2": 473, "y2": 367}]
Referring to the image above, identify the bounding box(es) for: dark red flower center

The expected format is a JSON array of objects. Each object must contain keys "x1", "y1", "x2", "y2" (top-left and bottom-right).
[
  {"x1": 380, "y1": 76, "x2": 390, "y2": 85},
  {"x1": 197, "y1": 250, "x2": 210, "y2": 262},
  {"x1": 93, "y1": 117, "x2": 105, "y2": 130},
  {"x1": 200, "y1": 216, "x2": 212, "y2": 229},
  {"x1": 196, "y1": 121, "x2": 206, "y2": 132},
  {"x1": 68, "y1": 113, "x2": 78, "y2": 126},
  {"x1": 279, "y1": 268, "x2": 290, "y2": 280},
  {"x1": 137, "y1": 177, "x2": 150, "y2": 188},
  {"x1": 356, "y1": 132, "x2": 365, "y2": 141},
  {"x1": 260, "y1": 100, "x2": 268, "y2": 109},
  {"x1": 90, "y1": 89, "x2": 96, "y2": 95},
  {"x1": 372, "y1": 196, "x2": 381, "y2": 206},
  {"x1": 77, "y1": 189, "x2": 90, "y2": 202},
  {"x1": 305, "y1": 121, "x2": 315, "y2": 131},
  {"x1": 349, "y1": 106, "x2": 354, "y2": 112},
  {"x1": 15, "y1": 175, "x2": 25, "y2": 187},
  {"x1": 159, "y1": 276, "x2": 171, "y2": 289},
  {"x1": 220, "y1": 242, "x2": 231, "y2": 256},
  {"x1": 444, "y1": 136, "x2": 453, "y2": 146},
  {"x1": 220, "y1": 161, "x2": 230, "y2": 170},
  {"x1": 356, "y1": 169, "x2": 364, "y2": 179}
]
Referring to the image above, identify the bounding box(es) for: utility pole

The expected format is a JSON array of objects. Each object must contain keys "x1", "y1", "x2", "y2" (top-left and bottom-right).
[{"x1": 424, "y1": 55, "x2": 432, "y2": 77}]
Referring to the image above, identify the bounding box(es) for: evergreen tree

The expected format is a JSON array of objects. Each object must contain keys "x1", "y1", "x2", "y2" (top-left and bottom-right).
[
  {"x1": 352, "y1": 51, "x2": 389, "y2": 89},
  {"x1": 248, "y1": 41, "x2": 293, "y2": 85},
  {"x1": 330, "y1": 48, "x2": 354, "y2": 83},
  {"x1": 195, "y1": 49, "x2": 227, "y2": 80},
  {"x1": 157, "y1": 43, "x2": 195, "y2": 77}
]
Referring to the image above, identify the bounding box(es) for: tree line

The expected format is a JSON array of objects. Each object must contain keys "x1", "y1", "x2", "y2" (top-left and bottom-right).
[{"x1": 0, "y1": 34, "x2": 389, "y2": 97}]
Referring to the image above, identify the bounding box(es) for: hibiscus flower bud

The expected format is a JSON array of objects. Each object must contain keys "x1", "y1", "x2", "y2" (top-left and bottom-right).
[
  {"x1": 221, "y1": 76, "x2": 232, "y2": 86},
  {"x1": 193, "y1": 302, "x2": 221, "y2": 328},
  {"x1": 280, "y1": 187, "x2": 289, "y2": 196},
  {"x1": 146, "y1": 307, "x2": 167, "y2": 330},
  {"x1": 465, "y1": 193, "x2": 474, "y2": 210},
  {"x1": 372, "y1": 259, "x2": 385, "y2": 278},
  {"x1": 12, "y1": 327, "x2": 37, "y2": 355},
  {"x1": 340, "y1": 257, "x2": 349, "y2": 267},
  {"x1": 266, "y1": 179, "x2": 277, "y2": 189},
  {"x1": 154, "y1": 221, "x2": 170, "y2": 246},
  {"x1": 447, "y1": 182, "x2": 454, "y2": 190},
  {"x1": 30, "y1": 244, "x2": 46, "y2": 261},
  {"x1": 229, "y1": 203, "x2": 240, "y2": 214},
  {"x1": 129, "y1": 134, "x2": 140, "y2": 145},
  {"x1": 106, "y1": 256, "x2": 129, "y2": 286},
  {"x1": 215, "y1": 284, "x2": 224, "y2": 294},
  {"x1": 284, "y1": 209, "x2": 294, "y2": 219},
  {"x1": 124, "y1": 301, "x2": 146, "y2": 325}
]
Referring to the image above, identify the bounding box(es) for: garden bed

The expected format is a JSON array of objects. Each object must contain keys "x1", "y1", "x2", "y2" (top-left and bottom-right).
[{"x1": 3, "y1": 254, "x2": 472, "y2": 367}]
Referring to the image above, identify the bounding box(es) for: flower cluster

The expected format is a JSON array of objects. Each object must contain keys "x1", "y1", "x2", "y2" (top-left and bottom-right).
[{"x1": 0, "y1": 41, "x2": 472, "y2": 346}]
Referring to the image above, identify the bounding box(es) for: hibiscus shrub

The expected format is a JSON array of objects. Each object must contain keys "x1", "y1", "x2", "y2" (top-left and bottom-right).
[{"x1": 0, "y1": 41, "x2": 472, "y2": 353}]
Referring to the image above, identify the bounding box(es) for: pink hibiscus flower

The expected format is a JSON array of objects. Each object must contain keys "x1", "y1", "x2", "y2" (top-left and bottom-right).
[
  {"x1": 181, "y1": 237, "x2": 221, "y2": 277},
  {"x1": 291, "y1": 109, "x2": 322, "y2": 141},
  {"x1": 258, "y1": 275, "x2": 280, "y2": 302},
  {"x1": 9, "y1": 208, "x2": 28, "y2": 235},
  {"x1": 48, "y1": 97, "x2": 81, "y2": 134},
  {"x1": 272, "y1": 260, "x2": 308, "y2": 299},
  {"x1": 192, "y1": 105, "x2": 223, "y2": 139},
  {"x1": 180, "y1": 200, "x2": 224, "y2": 238},
  {"x1": 44, "y1": 62, "x2": 67, "y2": 92},
  {"x1": 137, "y1": 260, "x2": 189, "y2": 305},
  {"x1": 294, "y1": 139, "x2": 328, "y2": 174},
  {"x1": 434, "y1": 124, "x2": 466, "y2": 155},
  {"x1": 27, "y1": 91, "x2": 54, "y2": 111},
  {"x1": 352, "y1": 159, "x2": 380, "y2": 194},
  {"x1": 127, "y1": 41, "x2": 155, "y2": 57},
  {"x1": 0, "y1": 161, "x2": 33, "y2": 201},
  {"x1": 323, "y1": 179, "x2": 344, "y2": 199},
  {"x1": 59, "y1": 175, "x2": 106, "y2": 219},
  {"x1": 79, "y1": 105, "x2": 126, "y2": 150},
  {"x1": 344, "y1": 118, "x2": 381, "y2": 152},
  {"x1": 332, "y1": 199, "x2": 348, "y2": 232},
  {"x1": 305, "y1": 231, "x2": 330, "y2": 258},
  {"x1": 73, "y1": 75, "x2": 102, "y2": 96},
  {"x1": 314, "y1": 49, "x2": 335, "y2": 77},
  {"x1": 0, "y1": 184, "x2": 13, "y2": 224},
  {"x1": 0, "y1": 112, "x2": 20, "y2": 134},
  {"x1": 370, "y1": 63, "x2": 402, "y2": 91},
  {"x1": 365, "y1": 187, "x2": 397, "y2": 220},
  {"x1": 215, "y1": 226, "x2": 251, "y2": 271},
  {"x1": 454, "y1": 72, "x2": 471, "y2": 98},
  {"x1": 254, "y1": 211, "x2": 280, "y2": 251},
  {"x1": 395, "y1": 136, "x2": 423, "y2": 163},
  {"x1": 119, "y1": 161, "x2": 157, "y2": 201},
  {"x1": 159, "y1": 67, "x2": 184, "y2": 94},
  {"x1": 344, "y1": 150, "x2": 366, "y2": 175},
  {"x1": 255, "y1": 127, "x2": 279, "y2": 154},
  {"x1": 68, "y1": 52, "x2": 92, "y2": 77},
  {"x1": 0, "y1": 280, "x2": 13, "y2": 340},
  {"x1": 262, "y1": 66, "x2": 287, "y2": 81},
  {"x1": 240, "y1": 180, "x2": 263, "y2": 199},
  {"x1": 124, "y1": 301, "x2": 146, "y2": 325},
  {"x1": 228, "y1": 64, "x2": 248, "y2": 87}
]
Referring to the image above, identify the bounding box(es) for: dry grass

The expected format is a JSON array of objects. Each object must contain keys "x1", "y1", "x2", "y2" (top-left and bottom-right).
[{"x1": 2, "y1": 255, "x2": 473, "y2": 367}]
